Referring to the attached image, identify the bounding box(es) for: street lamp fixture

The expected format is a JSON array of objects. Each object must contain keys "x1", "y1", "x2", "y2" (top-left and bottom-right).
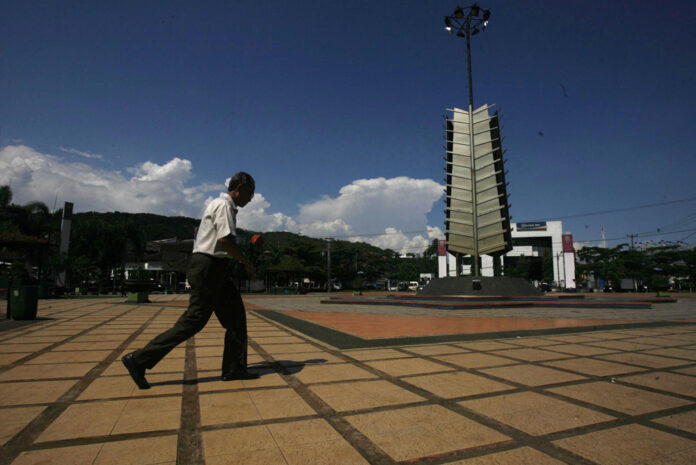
[
  {"x1": 444, "y1": 4, "x2": 491, "y2": 109},
  {"x1": 445, "y1": 5, "x2": 489, "y2": 34}
]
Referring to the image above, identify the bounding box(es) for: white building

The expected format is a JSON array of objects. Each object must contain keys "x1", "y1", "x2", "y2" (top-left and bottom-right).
[{"x1": 438, "y1": 221, "x2": 576, "y2": 289}]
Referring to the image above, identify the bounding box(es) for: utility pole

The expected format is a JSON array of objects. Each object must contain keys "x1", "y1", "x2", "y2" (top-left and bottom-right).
[
  {"x1": 627, "y1": 233, "x2": 636, "y2": 250},
  {"x1": 555, "y1": 252, "x2": 561, "y2": 288},
  {"x1": 326, "y1": 238, "x2": 332, "y2": 294},
  {"x1": 627, "y1": 233, "x2": 637, "y2": 291}
]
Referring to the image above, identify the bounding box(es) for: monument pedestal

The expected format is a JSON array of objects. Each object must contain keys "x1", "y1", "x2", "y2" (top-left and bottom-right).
[{"x1": 418, "y1": 276, "x2": 543, "y2": 297}]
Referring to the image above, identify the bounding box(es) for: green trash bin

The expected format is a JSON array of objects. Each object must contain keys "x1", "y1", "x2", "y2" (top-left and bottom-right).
[
  {"x1": 0, "y1": 275, "x2": 9, "y2": 301},
  {"x1": 9, "y1": 285, "x2": 39, "y2": 320}
]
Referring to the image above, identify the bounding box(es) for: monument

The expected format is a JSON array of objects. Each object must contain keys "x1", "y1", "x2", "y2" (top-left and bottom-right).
[{"x1": 419, "y1": 4, "x2": 542, "y2": 296}]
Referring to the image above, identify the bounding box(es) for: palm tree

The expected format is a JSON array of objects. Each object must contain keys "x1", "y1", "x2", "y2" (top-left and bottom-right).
[
  {"x1": 22, "y1": 201, "x2": 52, "y2": 238},
  {"x1": 0, "y1": 185, "x2": 12, "y2": 209}
]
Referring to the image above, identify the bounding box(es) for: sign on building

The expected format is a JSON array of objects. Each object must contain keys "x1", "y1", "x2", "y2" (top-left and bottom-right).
[{"x1": 516, "y1": 222, "x2": 547, "y2": 231}]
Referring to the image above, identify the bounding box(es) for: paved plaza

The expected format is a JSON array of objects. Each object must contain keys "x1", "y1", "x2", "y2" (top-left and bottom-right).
[{"x1": 0, "y1": 294, "x2": 695, "y2": 464}]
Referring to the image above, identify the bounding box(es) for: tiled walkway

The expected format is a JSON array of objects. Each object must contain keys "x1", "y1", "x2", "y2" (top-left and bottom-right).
[{"x1": 0, "y1": 295, "x2": 695, "y2": 464}]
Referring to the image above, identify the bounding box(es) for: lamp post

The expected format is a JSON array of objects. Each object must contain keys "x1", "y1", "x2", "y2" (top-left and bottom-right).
[
  {"x1": 326, "y1": 238, "x2": 332, "y2": 294},
  {"x1": 444, "y1": 4, "x2": 490, "y2": 277}
]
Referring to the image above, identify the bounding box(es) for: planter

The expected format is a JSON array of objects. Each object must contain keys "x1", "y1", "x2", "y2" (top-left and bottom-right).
[
  {"x1": 127, "y1": 291, "x2": 150, "y2": 303},
  {"x1": 124, "y1": 280, "x2": 154, "y2": 303}
]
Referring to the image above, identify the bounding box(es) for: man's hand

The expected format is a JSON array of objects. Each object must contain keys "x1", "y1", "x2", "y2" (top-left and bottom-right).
[
  {"x1": 244, "y1": 262, "x2": 257, "y2": 281},
  {"x1": 218, "y1": 235, "x2": 257, "y2": 280}
]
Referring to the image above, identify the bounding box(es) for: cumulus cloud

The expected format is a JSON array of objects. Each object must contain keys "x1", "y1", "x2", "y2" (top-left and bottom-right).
[
  {"x1": 298, "y1": 177, "x2": 444, "y2": 235},
  {"x1": 221, "y1": 175, "x2": 445, "y2": 254},
  {"x1": 59, "y1": 146, "x2": 103, "y2": 159},
  {"x1": 0, "y1": 145, "x2": 214, "y2": 217},
  {"x1": 1, "y1": 145, "x2": 445, "y2": 254},
  {"x1": 235, "y1": 193, "x2": 297, "y2": 232},
  {"x1": 298, "y1": 219, "x2": 353, "y2": 238},
  {"x1": 351, "y1": 225, "x2": 445, "y2": 255},
  {"x1": 225, "y1": 176, "x2": 446, "y2": 254},
  {"x1": 129, "y1": 158, "x2": 193, "y2": 182},
  {"x1": 292, "y1": 177, "x2": 444, "y2": 254}
]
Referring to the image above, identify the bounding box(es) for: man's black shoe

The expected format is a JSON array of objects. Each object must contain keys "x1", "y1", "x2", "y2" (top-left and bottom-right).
[
  {"x1": 221, "y1": 370, "x2": 260, "y2": 381},
  {"x1": 122, "y1": 353, "x2": 150, "y2": 389}
]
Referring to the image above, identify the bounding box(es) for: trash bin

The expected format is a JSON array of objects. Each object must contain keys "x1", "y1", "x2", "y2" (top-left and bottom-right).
[
  {"x1": 0, "y1": 275, "x2": 8, "y2": 300},
  {"x1": 9, "y1": 285, "x2": 38, "y2": 320}
]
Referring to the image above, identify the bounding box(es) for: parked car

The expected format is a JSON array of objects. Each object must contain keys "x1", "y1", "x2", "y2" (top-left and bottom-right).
[{"x1": 150, "y1": 282, "x2": 165, "y2": 294}]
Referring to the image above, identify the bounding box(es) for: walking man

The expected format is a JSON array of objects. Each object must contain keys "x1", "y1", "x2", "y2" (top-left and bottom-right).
[{"x1": 122, "y1": 172, "x2": 259, "y2": 389}]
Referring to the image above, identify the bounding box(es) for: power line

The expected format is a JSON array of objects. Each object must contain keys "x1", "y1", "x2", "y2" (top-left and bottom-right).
[
  {"x1": 325, "y1": 196, "x2": 696, "y2": 240},
  {"x1": 329, "y1": 229, "x2": 439, "y2": 239},
  {"x1": 522, "y1": 195, "x2": 696, "y2": 222},
  {"x1": 655, "y1": 212, "x2": 696, "y2": 232},
  {"x1": 680, "y1": 230, "x2": 696, "y2": 242},
  {"x1": 575, "y1": 227, "x2": 696, "y2": 245}
]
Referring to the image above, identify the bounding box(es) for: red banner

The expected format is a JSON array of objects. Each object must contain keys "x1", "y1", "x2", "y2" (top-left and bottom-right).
[
  {"x1": 562, "y1": 234, "x2": 574, "y2": 253},
  {"x1": 438, "y1": 239, "x2": 447, "y2": 256}
]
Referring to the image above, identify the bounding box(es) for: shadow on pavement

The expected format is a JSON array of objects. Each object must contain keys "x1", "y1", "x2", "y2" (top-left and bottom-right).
[
  {"x1": 251, "y1": 358, "x2": 328, "y2": 375},
  {"x1": 148, "y1": 358, "x2": 328, "y2": 387}
]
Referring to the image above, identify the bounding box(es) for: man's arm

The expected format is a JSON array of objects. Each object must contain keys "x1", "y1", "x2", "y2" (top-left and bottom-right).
[{"x1": 217, "y1": 235, "x2": 257, "y2": 280}]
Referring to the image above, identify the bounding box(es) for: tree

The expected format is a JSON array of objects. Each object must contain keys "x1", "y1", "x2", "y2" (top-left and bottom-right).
[
  {"x1": 0, "y1": 185, "x2": 12, "y2": 209},
  {"x1": 617, "y1": 247, "x2": 649, "y2": 290},
  {"x1": 423, "y1": 239, "x2": 439, "y2": 259},
  {"x1": 542, "y1": 249, "x2": 553, "y2": 282},
  {"x1": 683, "y1": 249, "x2": 696, "y2": 289},
  {"x1": 505, "y1": 254, "x2": 530, "y2": 280},
  {"x1": 576, "y1": 245, "x2": 626, "y2": 289}
]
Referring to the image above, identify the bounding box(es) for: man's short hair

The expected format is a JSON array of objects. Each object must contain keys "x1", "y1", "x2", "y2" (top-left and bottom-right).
[{"x1": 228, "y1": 172, "x2": 255, "y2": 192}]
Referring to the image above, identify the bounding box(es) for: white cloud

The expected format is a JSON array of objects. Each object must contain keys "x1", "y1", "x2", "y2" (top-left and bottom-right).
[
  {"x1": 0, "y1": 145, "x2": 215, "y2": 217},
  {"x1": 298, "y1": 219, "x2": 353, "y2": 238},
  {"x1": 298, "y1": 177, "x2": 444, "y2": 234},
  {"x1": 228, "y1": 176, "x2": 445, "y2": 254},
  {"x1": 0, "y1": 145, "x2": 445, "y2": 254},
  {"x1": 59, "y1": 146, "x2": 103, "y2": 159},
  {"x1": 129, "y1": 158, "x2": 192, "y2": 182},
  {"x1": 235, "y1": 193, "x2": 297, "y2": 232},
  {"x1": 350, "y1": 225, "x2": 445, "y2": 255},
  {"x1": 292, "y1": 177, "x2": 444, "y2": 254}
]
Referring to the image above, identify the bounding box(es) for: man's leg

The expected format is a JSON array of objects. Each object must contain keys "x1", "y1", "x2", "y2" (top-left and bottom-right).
[
  {"x1": 124, "y1": 254, "x2": 218, "y2": 388},
  {"x1": 215, "y1": 278, "x2": 256, "y2": 379},
  {"x1": 131, "y1": 297, "x2": 212, "y2": 369}
]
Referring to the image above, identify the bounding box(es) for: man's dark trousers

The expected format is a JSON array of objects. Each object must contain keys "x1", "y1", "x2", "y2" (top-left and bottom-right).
[{"x1": 132, "y1": 253, "x2": 247, "y2": 374}]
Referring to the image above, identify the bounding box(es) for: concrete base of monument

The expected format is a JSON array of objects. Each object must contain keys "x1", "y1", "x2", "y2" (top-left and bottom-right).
[{"x1": 418, "y1": 276, "x2": 544, "y2": 297}]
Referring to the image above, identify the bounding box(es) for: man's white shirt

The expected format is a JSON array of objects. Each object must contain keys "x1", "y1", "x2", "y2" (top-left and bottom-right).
[{"x1": 192, "y1": 193, "x2": 238, "y2": 258}]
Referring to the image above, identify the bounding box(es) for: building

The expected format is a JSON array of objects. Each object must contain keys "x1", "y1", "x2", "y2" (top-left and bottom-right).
[{"x1": 438, "y1": 221, "x2": 576, "y2": 289}]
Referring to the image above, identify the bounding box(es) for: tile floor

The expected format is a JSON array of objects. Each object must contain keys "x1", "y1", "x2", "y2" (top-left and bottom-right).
[{"x1": 0, "y1": 295, "x2": 694, "y2": 464}]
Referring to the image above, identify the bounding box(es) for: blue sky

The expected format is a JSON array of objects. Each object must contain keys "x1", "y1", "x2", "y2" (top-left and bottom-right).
[{"x1": 2, "y1": 0, "x2": 695, "y2": 253}]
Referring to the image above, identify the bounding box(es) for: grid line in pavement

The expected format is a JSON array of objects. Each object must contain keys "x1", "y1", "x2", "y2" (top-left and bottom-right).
[
  {"x1": 0, "y1": 305, "x2": 166, "y2": 465},
  {"x1": 176, "y1": 336, "x2": 204, "y2": 465},
  {"x1": 1, "y1": 297, "x2": 694, "y2": 465},
  {"x1": 249, "y1": 308, "x2": 696, "y2": 465}
]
